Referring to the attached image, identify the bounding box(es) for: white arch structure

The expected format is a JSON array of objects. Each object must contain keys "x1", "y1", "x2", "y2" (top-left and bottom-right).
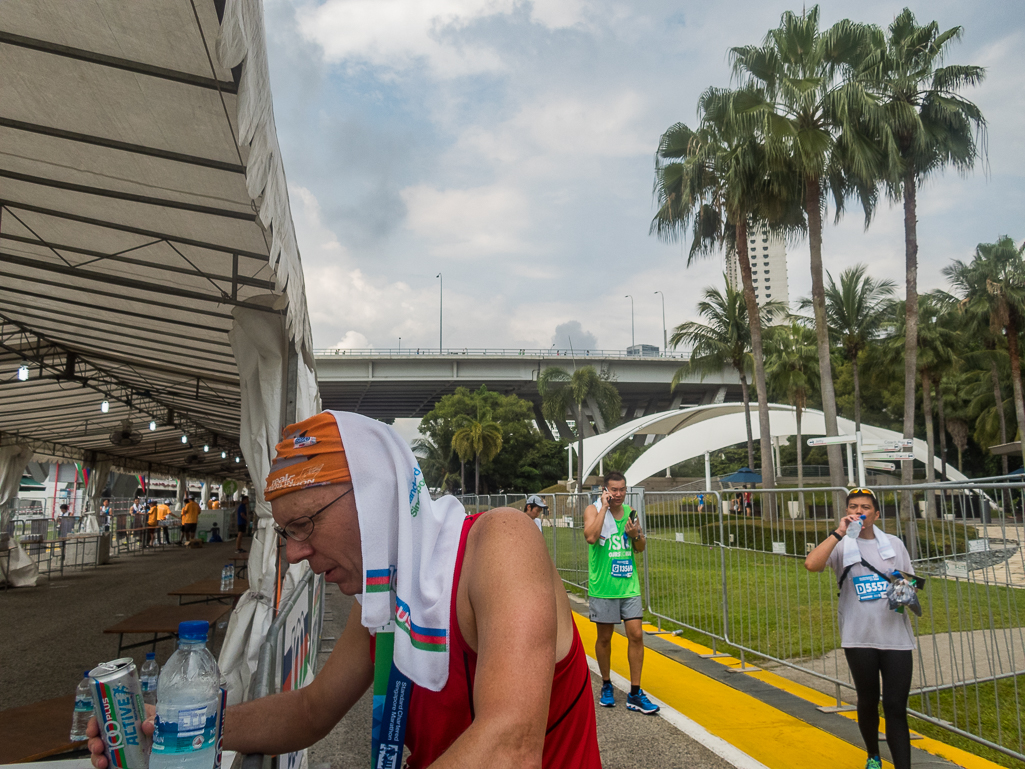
[{"x1": 573, "y1": 403, "x2": 968, "y2": 486}]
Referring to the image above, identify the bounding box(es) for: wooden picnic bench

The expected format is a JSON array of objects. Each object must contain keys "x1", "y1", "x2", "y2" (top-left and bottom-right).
[
  {"x1": 0, "y1": 694, "x2": 84, "y2": 764},
  {"x1": 104, "y1": 604, "x2": 231, "y2": 656},
  {"x1": 168, "y1": 577, "x2": 248, "y2": 606}
]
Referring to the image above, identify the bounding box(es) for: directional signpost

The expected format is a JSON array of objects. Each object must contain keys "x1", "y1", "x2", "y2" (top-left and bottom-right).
[{"x1": 808, "y1": 433, "x2": 917, "y2": 487}]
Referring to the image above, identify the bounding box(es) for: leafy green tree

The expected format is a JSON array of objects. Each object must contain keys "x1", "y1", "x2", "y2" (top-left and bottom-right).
[
  {"x1": 866, "y1": 8, "x2": 987, "y2": 487},
  {"x1": 537, "y1": 366, "x2": 621, "y2": 488},
  {"x1": 670, "y1": 282, "x2": 785, "y2": 471},
  {"x1": 801, "y1": 265, "x2": 896, "y2": 433},
  {"x1": 412, "y1": 437, "x2": 459, "y2": 493},
  {"x1": 944, "y1": 237, "x2": 1025, "y2": 469},
  {"x1": 651, "y1": 86, "x2": 803, "y2": 503},
  {"x1": 764, "y1": 321, "x2": 820, "y2": 490},
  {"x1": 731, "y1": 6, "x2": 878, "y2": 490},
  {"x1": 419, "y1": 385, "x2": 560, "y2": 494},
  {"x1": 452, "y1": 407, "x2": 503, "y2": 495}
]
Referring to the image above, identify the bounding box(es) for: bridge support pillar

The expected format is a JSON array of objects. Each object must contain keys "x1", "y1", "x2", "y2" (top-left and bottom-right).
[{"x1": 532, "y1": 402, "x2": 555, "y2": 441}]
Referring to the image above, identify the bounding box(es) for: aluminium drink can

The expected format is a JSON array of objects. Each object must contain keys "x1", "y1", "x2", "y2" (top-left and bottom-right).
[{"x1": 88, "y1": 657, "x2": 151, "y2": 769}]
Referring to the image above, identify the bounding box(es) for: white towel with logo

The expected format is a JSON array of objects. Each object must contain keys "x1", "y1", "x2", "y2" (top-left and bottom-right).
[
  {"x1": 331, "y1": 411, "x2": 466, "y2": 692},
  {"x1": 596, "y1": 498, "x2": 619, "y2": 541},
  {"x1": 842, "y1": 525, "x2": 895, "y2": 568}
]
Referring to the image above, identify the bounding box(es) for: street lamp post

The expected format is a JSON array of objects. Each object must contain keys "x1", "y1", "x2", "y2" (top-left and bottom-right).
[
  {"x1": 654, "y1": 290, "x2": 667, "y2": 354},
  {"x1": 436, "y1": 273, "x2": 443, "y2": 353},
  {"x1": 624, "y1": 295, "x2": 635, "y2": 349}
]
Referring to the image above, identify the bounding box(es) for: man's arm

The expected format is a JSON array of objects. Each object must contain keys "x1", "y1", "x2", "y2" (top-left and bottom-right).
[
  {"x1": 431, "y1": 510, "x2": 557, "y2": 769},
  {"x1": 625, "y1": 515, "x2": 646, "y2": 553},
  {"x1": 224, "y1": 600, "x2": 373, "y2": 754},
  {"x1": 583, "y1": 490, "x2": 608, "y2": 544}
]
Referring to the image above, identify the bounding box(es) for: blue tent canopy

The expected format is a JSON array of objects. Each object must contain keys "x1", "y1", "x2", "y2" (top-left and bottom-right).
[{"x1": 721, "y1": 467, "x2": 762, "y2": 485}]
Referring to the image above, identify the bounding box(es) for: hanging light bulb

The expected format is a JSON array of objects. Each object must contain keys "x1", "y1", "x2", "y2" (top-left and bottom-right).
[
  {"x1": 221, "y1": 451, "x2": 227, "y2": 459},
  {"x1": 234, "y1": 456, "x2": 241, "y2": 463},
  {"x1": 17, "y1": 363, "x2": 29, "y2": 381},
  {"x1": 181, "y1": 435, "x2": 188, "y2": 444},
  {"x1": 149, "y1": 420, "x2": 157, "y2": 431},
  {"x1": 100, "y1": 400, "x2": 110, "y2": 413},
  {"x1": 203, "y1": 444, "x2": 210, "y2": 453}
]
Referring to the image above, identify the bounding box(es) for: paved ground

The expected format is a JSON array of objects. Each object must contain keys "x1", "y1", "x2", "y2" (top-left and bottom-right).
[
  {"x1": 0, "y1": 539, "x2": 237, "y2": 710},
  {"x1": 308, "y1": 588, "x2": 739, "y2": 769}
]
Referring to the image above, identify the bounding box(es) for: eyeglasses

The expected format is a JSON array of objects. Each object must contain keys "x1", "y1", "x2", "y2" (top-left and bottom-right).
[
  {"x1": 272, "y1": 486, "x2": 353, "y2": 542},
  {"x1": 848, "y1": 488, "x2": 876, "y2": 497}
]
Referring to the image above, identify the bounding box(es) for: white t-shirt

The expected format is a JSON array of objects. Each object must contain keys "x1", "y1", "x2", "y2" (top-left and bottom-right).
[
  {"x1": 826, "y1": 534, "x2": 916, "y2": 650},
  {"x1": 534, "y1": 518, "x2": 543, "y2": 531}
]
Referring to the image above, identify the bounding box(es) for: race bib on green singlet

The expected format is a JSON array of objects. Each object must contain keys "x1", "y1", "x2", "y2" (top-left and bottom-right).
[{"x1": 610, "y1": 558, "x2": 634, "y2": 579}]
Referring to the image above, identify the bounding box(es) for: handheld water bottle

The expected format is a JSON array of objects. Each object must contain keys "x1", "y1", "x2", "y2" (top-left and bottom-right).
[{"x1": 846, "y1": 514, "x2": 867, "y2": 539}]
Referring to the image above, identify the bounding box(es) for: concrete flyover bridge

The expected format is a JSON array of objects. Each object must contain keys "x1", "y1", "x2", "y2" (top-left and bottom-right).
[{"x1": 314, "y1": 348, "x2": 742, "y2": 437}]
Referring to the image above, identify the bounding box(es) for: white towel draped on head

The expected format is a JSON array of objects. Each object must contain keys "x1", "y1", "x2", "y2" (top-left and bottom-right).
[
  {"x1": 842, "y1": 525, "x2": 895, "y2": 568},
  {"x1": 331, "y1": 411, "x2": 466, "y2": 692}
]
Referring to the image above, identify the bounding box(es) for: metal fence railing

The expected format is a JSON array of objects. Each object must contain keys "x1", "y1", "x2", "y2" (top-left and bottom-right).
[
  {"x1": 446, "y1": 483, "x2": 1025, "y2": 763},
  {"x1": 242, "y1": 569, "x2": 326, "y2": 769}
]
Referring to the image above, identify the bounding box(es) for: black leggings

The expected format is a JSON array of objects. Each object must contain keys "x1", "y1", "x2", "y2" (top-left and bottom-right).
[{"x1": 844, "y1": 648, "x2": 913, "y2": 769}]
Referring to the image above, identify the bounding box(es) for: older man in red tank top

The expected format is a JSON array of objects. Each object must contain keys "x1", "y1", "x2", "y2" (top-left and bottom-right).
[{"x1": 87, "y1": 411, "x2": 599, "y2": 769}]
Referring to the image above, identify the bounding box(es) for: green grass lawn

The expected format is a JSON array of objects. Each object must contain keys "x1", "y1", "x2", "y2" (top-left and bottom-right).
[{"x1": 543, "y1": 523, "x2": 1025, "y2": 764}]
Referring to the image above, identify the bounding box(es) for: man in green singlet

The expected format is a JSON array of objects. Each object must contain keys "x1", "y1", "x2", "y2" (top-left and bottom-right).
[{"x1": 583, "y1": 471, "x2": 659, "y2": 714}]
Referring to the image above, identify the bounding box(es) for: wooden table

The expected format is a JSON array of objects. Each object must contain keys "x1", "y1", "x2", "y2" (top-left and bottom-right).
[
  {"x1": 168, "y1": 577, "x2": 249, "y2": 605},
  {"x1": 104, "y1": 604, "x2": 231, "y2": 656},
  {"x1": 0, "y1": 694, "x2": 84, "y2": 763}
]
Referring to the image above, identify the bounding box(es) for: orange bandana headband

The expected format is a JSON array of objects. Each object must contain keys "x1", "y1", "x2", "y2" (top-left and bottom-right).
[{"x1": 265, "y1": 412, "x2": 351, "y2": 501}]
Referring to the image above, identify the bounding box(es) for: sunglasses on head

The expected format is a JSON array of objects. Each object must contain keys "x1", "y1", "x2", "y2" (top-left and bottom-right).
[{"x1": 848, "y1": 488, "x2": 876, "y2": 497}]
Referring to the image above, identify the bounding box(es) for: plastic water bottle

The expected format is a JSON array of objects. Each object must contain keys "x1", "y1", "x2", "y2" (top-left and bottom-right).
[
  {"x1": 151, "y1": 621, "x2": 221, "y2": 769},
  {"x1": 220, "y1": 565, "x2": 233, "y2": 592},
  {"x1": 70, "y1": 672, "x2": 93, "y2": 741},
  {"x1": 141, "y1": 651, "x2": 160, "y2": 705},
  {"x1": 846, "y1": 514, "x2": 867, "y2": 539}
]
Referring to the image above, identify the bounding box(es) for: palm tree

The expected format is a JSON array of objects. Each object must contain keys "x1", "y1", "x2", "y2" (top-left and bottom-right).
[
  {"x1": 866, "y1": 8, "x2": 987, "y2": 488},
  {"x1": 538, "y1": 366, "x2": 621, "y2": 488},
  {"x1": 652, "y1": 86, "x2": 803, "y2": 502},
  {"x1": 412, "y1": 437, "x2": 459, "y2": 494},
  {"x1": 731, "y1": 6, "x2": 879, "y2": 490},
  {"x1": 944, "y1": 237, "x2": 1025, "y2": 469},
  {"x1": 800, "y1": 264, "x2": 896, "y2": 433},
  {"x1": 670, "y1": 282, "x2": 785, "y2": 470},
  {"x1": 451, "y1": 408, "x2": 503, "y2": 495},
  {"x1": 764, "y1": 321, "x2": 820, "y2": 490}
]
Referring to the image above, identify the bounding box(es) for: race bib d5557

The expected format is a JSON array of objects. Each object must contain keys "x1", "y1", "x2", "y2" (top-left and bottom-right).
[{"x1": 852, "y1": 573, "x2": 888, "y2": 602}]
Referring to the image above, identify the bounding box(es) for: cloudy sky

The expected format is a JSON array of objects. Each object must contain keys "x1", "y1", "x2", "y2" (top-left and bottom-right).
[{"x1": 263, "y1": 0, "x2": 1024, "y2": 354}]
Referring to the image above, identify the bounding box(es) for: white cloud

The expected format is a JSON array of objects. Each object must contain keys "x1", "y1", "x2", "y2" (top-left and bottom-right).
[
  {"x1": 400, "y1": 183, "x2": 531, "y2": 257},
  {"x1": 294, "y1": 0, "x2": 588, "y2": 77},
  {"x1": 332, "y1": 330, "x2": 372, "y2": 349}
]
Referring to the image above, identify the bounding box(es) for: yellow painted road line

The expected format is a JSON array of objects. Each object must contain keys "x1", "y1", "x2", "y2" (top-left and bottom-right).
[
  {"x1": 575, "y1": 613, "x2": 892, "y2": 769},
  {"x1": 638, "y1": 621, "x2": 1006, "y2": 769}
]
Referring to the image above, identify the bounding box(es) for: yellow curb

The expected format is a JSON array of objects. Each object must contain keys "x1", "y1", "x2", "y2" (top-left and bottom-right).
[
  {"x1": 638, "y1": 621, "x2": 1005, "y2": 769},
  {"x1": 575, "y1": 613, "x2": 893, "y2": 769}
]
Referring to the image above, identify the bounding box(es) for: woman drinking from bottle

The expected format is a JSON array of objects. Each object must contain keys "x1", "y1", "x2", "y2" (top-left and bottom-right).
[{"x1": 805, "y1": 488, "x2": 916, "y2": 769}]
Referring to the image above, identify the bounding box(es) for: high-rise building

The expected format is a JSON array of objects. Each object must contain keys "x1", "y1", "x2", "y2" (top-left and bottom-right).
[{"x1": 725, "y1": 224, "x2": 790, "y2": 316}]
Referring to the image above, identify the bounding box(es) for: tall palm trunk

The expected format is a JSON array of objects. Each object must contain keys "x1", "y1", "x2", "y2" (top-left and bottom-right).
[
  {"x1": 936, "y1": 379, "x2": 948, "y2": 481},
  {"x1": 1005, "y1": 312, "x2": 1025, "y2": 472},
  {"x1": 852, "y1": 353, "x2": 862, "y2": 434},
  {"x1": 901, "y1": 169, "x2": 919, "y2": 507},
  {"x1": 738, "y1": 368, "x2": 755, "y2": 469},
  {"x1": 735, "y1": 220, "x2": 777, "y2": 519},
  {"x1": 474, "y1": 454, "x2": 481, "y2": 495},
  {"x1": 796, "y1": 404, "x2": 806, "y2": 515},
  {"x1": 460, "y1": 460, "x2": 466, "y2": 494},
  {"x1": 576, "y1": 402, "x2": 586, "y2": 489},
  {"x1": 921, "y1": 370, "x2": 936, "y2": 518},
  {"x1": 990, "y1": 355, "x2": 1009, "y2": 475},
  {"x1": 805, "y1": 175, "x2": 845, "y2": 494}
]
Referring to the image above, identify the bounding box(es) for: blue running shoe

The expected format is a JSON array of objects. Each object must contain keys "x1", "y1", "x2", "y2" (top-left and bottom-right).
[
  {"x1": 865, "y1": 757, "x2": 882, "y2": 769},
  {"x1": 626, "y1": 689, "x2": 660, "y2": 715},
  {"x1": 599, "y1": 681, "x2": 616, "y2": 708}
]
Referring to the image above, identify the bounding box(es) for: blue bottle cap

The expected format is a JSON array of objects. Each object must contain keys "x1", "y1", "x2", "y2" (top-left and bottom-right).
[
  {"x1": 859, "y1": 515, "x2": 866, "y2": 520},
  {"x1": 83, "y1": 671, "x2": 91, "y2": 677},
  {"x1": 145, "y1": 652, "x2": 156, "y2": 659},
  {"x1": 178, "y1": 620, "x2": 210, "y2": 641}
]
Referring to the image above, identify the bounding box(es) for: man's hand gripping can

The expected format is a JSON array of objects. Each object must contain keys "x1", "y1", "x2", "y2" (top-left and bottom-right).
[{"x1": 89, "y1": 657, "x2": 151, "y2": 769}]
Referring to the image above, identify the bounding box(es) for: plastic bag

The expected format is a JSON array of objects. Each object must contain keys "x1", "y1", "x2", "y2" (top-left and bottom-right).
[{"x1": 886, "y1": 577, "x2": 922, "y2": 617}]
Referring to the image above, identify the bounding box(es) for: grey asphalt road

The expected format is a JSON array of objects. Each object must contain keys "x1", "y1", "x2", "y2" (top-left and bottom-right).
[{"x1": 309, "y1": 588, "x2": 740, "y2": 769}]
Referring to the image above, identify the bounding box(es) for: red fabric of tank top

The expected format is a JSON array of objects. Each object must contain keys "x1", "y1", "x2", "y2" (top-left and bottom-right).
[{"x1": 371, "y1": 512, "x2": 601, "y2": 768}]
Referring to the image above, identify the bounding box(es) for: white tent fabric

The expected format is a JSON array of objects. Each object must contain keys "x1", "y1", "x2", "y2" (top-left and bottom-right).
[
  {"x1": 0, "y1": 443, "x2": 39, "y2": 587},
  {"x1": 201, "y1": 477, "x2": 212, "y2": 508},
  {"x1": 219, "y1": 305, "x2": 320, "y2": 704},
  {"x1": 81, "y1": 458, "x2": 113, "y2": 534},
  {"x1": 617, "y1": 404, "x2": 968, "y2": 486}
]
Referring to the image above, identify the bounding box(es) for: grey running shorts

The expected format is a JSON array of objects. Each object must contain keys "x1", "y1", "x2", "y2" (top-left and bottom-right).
[{"x1": 589, "y1": 595, "x2": 643, "y2": 625}]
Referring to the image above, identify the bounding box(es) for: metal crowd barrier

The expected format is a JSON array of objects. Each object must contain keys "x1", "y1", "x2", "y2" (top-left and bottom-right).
[
  {"x1": 242, "y1": 569, "x2": 327, "y2": 769},
  {"x1": 475, "y1": 483, "x2": 1025, "y2": 763}
]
